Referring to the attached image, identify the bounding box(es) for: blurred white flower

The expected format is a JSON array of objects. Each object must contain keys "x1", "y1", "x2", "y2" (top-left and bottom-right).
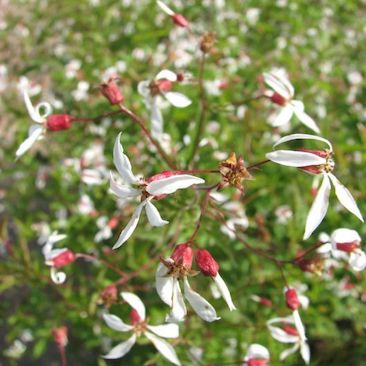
[{"x1": 244, "y1": 343, "x2": 270, "y2": 366}]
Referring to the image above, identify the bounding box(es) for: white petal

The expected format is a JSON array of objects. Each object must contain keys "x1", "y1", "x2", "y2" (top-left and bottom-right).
[
  {"x1": 156, "y1": 69, "x2": 177, "y2": 82},
  {"x1": 112, "y1": 201, "x2": 146, "y2": 249},
  {"x1": 145, "y1": 200, "x2": 169, "y2": 227},
  {"x1": 121, "y1": 292, "x2": 146, "y2": 320},
  {"x1": 349, "y1": 250, "x2": 366, "y2": 271},
  {"x1": 144, "y1": 331, "x2": 181, "y2": 366},
  {"x1": 213, "y1": 273, "x2": 236, "y2": 311},
  {"x1": 156, "y1": 0, "x2": 175, "y2": 16},
  {"x1": 156, "y1": 262, "x2": 175, "y2": 306},
  {"x1": 23, "y1": 90, "x2": 44, "y2": 123},
  {"x1": 113, "y1": 132, "x2": 138, "y2": 184},
  {"x1": 266, "y1": 150, "x2": 326, "y2": 167},
  {"x1": 183, "y1": 278, "x2": 220, "y2": 322},
  {"x1": 35, "y1": 102, "x2": 52, "y2": 121},
  {"x1": 303, "y1": 174, "x2": 331, "y2": 240},
  {"x1": 272, "y1": 105, "x2": 294, "y2": 127},
  {"x1": 279, "y1": 344, "x2": 300, "y2": 361},
  {"x1": 147, "y1": 323, "x2": 179, "y2": 339},
  {"x1": 146, "y1": 174, "x2": 205, "y2": 196},
  {"x1": 268, "y1": 326, "x2": 298, "y2": 343},
  {"x1": 137, "y1": 80, "x2": 151, "y2": 98},
  {"x1": 292, "y1": 102, "x2": 320, "y2": 133},
  {"x1": 331, "y1": 228, "x2": 361, "y2": 244},
  {"x1": 292, "y1": 310, "x2": 306, "y2": 341},
  {"x1": 103, "y1": 335, "x2": 136, "y2": 359},
  {"x1": 151, "y1": 100, "x2": 164, "y2": 136},
  {"x1": 300, "y1": 341, "x2": 311, "y2": 364},
  {"x1": 50, "y1": 267, "x2": 66, "y2": 284},
  {"x1": 15, "y1": 125, "x2": 44, "y2": 158},
  {"x1": 273, "y1": 133, "x2": 332, "y2": 151},
  {"x1": 102, "y1": 314, "x2": 133, "y2": 332},
  {"x1": 328, "y1": 173, "x2": 364, "y2": 222},
  {"x1": 170, "y1": 280, "x2": 187, "y2": 322},
  {"x1": 164, "y1": 92, "x2": 191, "y2": 108},
  {"x1": 109, "y1": 172, "x2": 140, "y2": 198},
  {"x1": 263, "y1": 72, "x2": 293, "y2": 99},
  {"x1": 245, "y1": 344, "x2": 270, "y2": 361}
]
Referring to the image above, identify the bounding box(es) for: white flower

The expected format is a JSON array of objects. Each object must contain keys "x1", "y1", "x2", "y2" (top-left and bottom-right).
[
  {"x1": 110, "y1": 133, "x2": 204, "y2": 248},
  {"x1": 16, "y1": 90, "x2": 52, "y2": 158},
  {"x1": 319, "y1": 228, "x2": 365, "y2": 271},
  {"x1": 244, "y1": 344, "x2": 270, "y2": 366},
  {"x1": 138, "y1": 70, "x2": 191, "y2": 137},
  {"x1": 263, "y1": 71, "x2": 320, "y2": 133},
  {"x1": 103, "y1": 292, "x2": 181, "y2": 365},
  {"x1": 266, "y1": 134, "x2": 363, "y2": 239},
  {"x1": 267, "y1": 311, "x2": 310, "y2": 364},
  {"x1": 94, "y1": 216, "x2": 113, "y2": 242}
]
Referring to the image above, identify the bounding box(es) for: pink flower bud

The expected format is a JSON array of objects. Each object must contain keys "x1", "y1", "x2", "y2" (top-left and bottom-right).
[
  {"x1": 52, "y1": 326, "x2": 68, "y2": 348},
  {"x1": 270, "y1": 92, "x2": 287, "y2": 106},
  {"x1": 172, "y1": 14, "x2": 189, "y2": 28},
  {"x1": 100, "y1": 80, "x2": 124, "y2": 105},
  {"x1": 196, "y1": 249, "x2": 219, "y2": 277},
  {"x1": 46, "y1": 114, "x2": 72, "y2": 131},
  {"x1": 51, "y1": 250, "x2": 76, "y2": 268},
  {"x1": 171, "y1": 243, "x2": 193, "y2": 269},
  {"x1": 336, "y1": 241, "x2": 359, "y2": 253},
  {"x1": 130, "y1": 309, "x2": 142, "y2": 325},
  {"x1": 100, "y1": 284, "x2": 118, "y2": 304},
  {"x1": 108, "y1": 217, "x2": 119, "y2": 229},
  {"x1": 248, "y1": 359, "x2": 269, "y2": 366},
  {"x1": 285, "y1": 288, "x2": 301, "y2": 310}
]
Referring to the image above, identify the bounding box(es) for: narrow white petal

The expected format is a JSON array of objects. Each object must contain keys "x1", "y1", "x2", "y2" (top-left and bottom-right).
[
  {"x1": 50, "y1": 267, "x2": 66, "y2": 284},
  {"x1": 112, "y1": 201, "x2": 146, "y2": 249},
  {"x1": 245, "y1": 344, "x2": 270, "y2": 361},
  {"x1": 109, "y1": 172, "x2": 140, "y2": 198},
  {"x1": 170, "y1": 280, "x2": 187, "y2": 322},
  {"x1": 113, "y1": 132, "x2": 138, "y2": 184},
  {"x1": 121, "y1": 292, "x2": 146, "y2": 320},
  {"x1": 146, "y1": 174, "x2": 205, "y2": 196},
  {"x1": 292, "y1": 102, "x2": 320, "y2": 133},
  {"x1": 15, "y1": 125, "x2": 44, "y2": 158},
  {"x1": 292, "y1": 310, "x2": 306, "y2": 341},
  {"x1": 102, "y1": 314, "x2": 133, "y2": 332},
  {"x1": 23, "y1": 90, "x2": 44, "y2": 123},
  {"x1": 268, "y1": 326, "x2": 299, "y2": 343},
  {"x1": 300, "y1": 341, "x2": 311, "y2": 364},
  {"x1": 151, "y1": 100, "x2": 164, "y2": 136},
  {"x1": 328, "y1": 174, "x2": 364, "y2": 222},
  {"x1": 156, "y1": 69, "x2": 177, "y2": 82},
  {"x1": 164, "y1": 92, "x2": 192, "y2": 108},
  {"x1": 279, "y1": 344, "x2": 300, "y2": 361},
  {"x1": 213, "y1": 273, "x2": 236, "y2": 311},
  {"x1": 263, "y1": 72, "x2": 293, "y2": 99},
  {"x1": 272, "y1": 105, "x2": 293, "y2": 127},
  {"x1": 103, "y1": 335, "x2": 136, "y2": 359},
  {"x1": 156, "y1": 0, "x2": 175, "y2": 16},
  {"x1": 156, "y1": 262, "x2": 175, "y2": 306},
  {"x1": 144, "y1": 331, "x2": 181, "y2": 366},
  {"x1": 273, "y1": 133, "x2": 332, "y2": 150},
  {"x1": 266, "y1": 150, "x2": 326, "y2": 167},
  {"x1": 147, "y1": 323, "x2": 179, "y2": 338},
  {"x1": 349, "y1": 250, "x2": 366, "y2": 271},
  {"x1": 35, "y1": 102, "x2": 52, "y2": 120},
  {"x1": 145, "y1": 201, "x2": 169, "y2": 227},
  {"x1": 303, "y1": 174, "x2": 331, "y2": 240},
  {"x1": 137, "y1": 80, "x2": 151, "y2": 98},
  {"x1": 183, "y1": 278, "x2": 220, "y2": 322}
]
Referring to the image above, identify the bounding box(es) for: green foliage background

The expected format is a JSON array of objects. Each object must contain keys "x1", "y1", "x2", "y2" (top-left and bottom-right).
[{"x1": 0, "y1": 0, "x2": 365, "y2": 365}]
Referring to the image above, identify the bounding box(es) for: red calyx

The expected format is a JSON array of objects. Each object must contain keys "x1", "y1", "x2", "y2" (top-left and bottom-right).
[
  {"x1": 282, "y1": 325, "x2": 299, "y2": 336},
  {"x1": 52, "y1": 326, "x2": 68, "y2": 348},
  {"x1": 51, "y1": 250, "x2": 76, "y2": 268},
  {"x1": 130, "y1": 309, "x2": 142, "y2": 325},
  {"x1": 172, "y1": 14, "x2": 189, "y2": 28},
  {"x1": 248, "y1": 359, "x2": 268, "y2": 366},
  {"x1": 336, "y1": 241, "x2": 359, "y2": 253},
  {"x1": 171, "y1": 243, "x2": 193, "y2": 269},
  {"x1": 196, "y1": 249, "x2": 219, "y2": 277},
  {"x1": 285, "y1": 288, "x2": 301, "y2": 311},
  {"x1": 100, "y1": 80, "x2": 124, "y2": 105},
  {"x1": 46, "y1": 114, "x2": 72, "y2": 131},
  {"x1": 270, "y1": 92, "x2": 287, "y2": 106}
]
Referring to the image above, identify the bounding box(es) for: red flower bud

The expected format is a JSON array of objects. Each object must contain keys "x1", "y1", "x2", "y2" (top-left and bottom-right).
[
  {"x1": 46, "y1": 114, "x2": 72, "y2": 131},
  {"x1": 51, "y1": 250, "x2": 76, "y2": 268},
  {"x1": 196, "y1": 249, "x2": 219, "y2": 277},
  {"x1": 172, "y1": 14, "x2": 189, "y2": 28},
  {"x1": 270, "y1": 92, "x2": 287, "y2": 106},
  {"x1": 285, "y1": 288, "x2": 301, "y2": 311},
  {"x1": 100, "y1": 284, "x2": 118, "y2": 304},
  {"x1": 258, "y1": 297, "x2": 273, "y2": 307},
  {"x1": 336, "y1": 241, "x2": 359, "y2": 253},
  {"x1": 52, "y1": 326, "x2": 68, "y2": 348},
  {"x1": 130, "y1": 309, "x2": 142, "y2": 325},
  {"x1": 171, "y1": 243, "x2": 193, "y2": 269},
  {"x1": 100, "y1": 80, "x2": 124, "y2": 105},
  {"x1": 248, "y1": 359, "x2": 269, "y2": 366}
]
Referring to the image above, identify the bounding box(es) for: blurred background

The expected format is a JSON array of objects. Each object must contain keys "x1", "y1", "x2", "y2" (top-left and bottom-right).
[{"x1": 0, "y1": 0, "x2": 366, "y2": 365}]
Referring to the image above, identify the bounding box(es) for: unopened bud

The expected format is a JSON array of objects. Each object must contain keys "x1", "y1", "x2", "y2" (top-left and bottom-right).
[
  {"x1": 200, "y1": 32, "x2": 215, "y2": 53},
  {"x1": 285, "y1": 288, "x2": 301, "y2": 310},
  {"x1": 46, "y1": 114, "x2": 72, "y2": 131},
  {"x1": 171, "y1": 243, "x2": 193, "y2": 269},
  {"x1": 100, "y1": 79, "x2": 124, "y2": 105},
  {"x1": 172, "y1": 14, "x2": 189, "y2": 28},
  {"x1": 50, "y1": 250, "x2": 76, "y2": 268},
  {"x1": 130, "y1": 309, "x2": 142, "y2": 325},
  {"x1": 100, "y1": 284, "x2": 118, "y2": 304},
  {"x1": 52, "y1": 326, "x2": 68, "y2": 348},
  {"x1": 196, "y1": 249, "x2": 219, "y2": 277}
]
